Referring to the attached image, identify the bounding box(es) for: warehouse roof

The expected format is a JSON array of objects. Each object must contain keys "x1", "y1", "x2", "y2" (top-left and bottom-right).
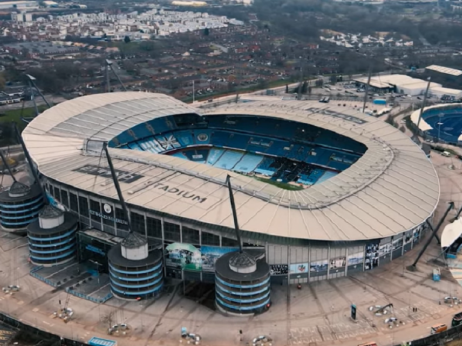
[
  {"x1": 22, "y1": 92, "x2": 440, "y2": 242},
  {"x1": 426, "y1": 65, "x2": 462, "y2": 77}
]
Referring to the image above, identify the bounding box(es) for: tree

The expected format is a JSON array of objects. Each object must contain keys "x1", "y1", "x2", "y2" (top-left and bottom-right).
[
  {"x1": 122, "y1": 60, "x2": 136, "y2": 73},
  {"x1": 204, "y1": 28, "x2": 210, "y2": 36},
  {"x1": 315, "y1": 79, "x2": 323, "y2": 87},
  {"x1": 124, "y1": 36, "x2": 131, "y2": 44},
  {"x1": 329, "y1": 75, "x2": 337, "y2": 85},
  {"x1": 0, "y1": 73, "x2": 5, "y2": 91},
  {"x1": 285, "y1": 84, "x2": 288, "y2": 93},
  {"x1": 301, "y1": 81, "x2": 308, "y2": 94}
]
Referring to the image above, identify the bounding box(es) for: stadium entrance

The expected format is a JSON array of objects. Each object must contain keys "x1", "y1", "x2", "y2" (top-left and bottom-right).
[{"x1": 77, "y1": 229, "x2": 121, "y2": 274}]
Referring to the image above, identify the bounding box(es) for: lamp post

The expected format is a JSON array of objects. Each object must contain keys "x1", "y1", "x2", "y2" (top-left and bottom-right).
[
  {"x1": 437, "y1": 122, "x2": 444, "y2": 142},
  {"x1": 413, "y1": 77, "x2": 431, "y2": 144}
]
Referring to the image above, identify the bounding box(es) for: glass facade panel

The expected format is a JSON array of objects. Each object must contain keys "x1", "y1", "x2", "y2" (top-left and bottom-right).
[
  {"x1": 202, "y1": 231, "x2": 219, "y2": 246},
  {"x1": 90, "y1": 199, "x2": 101, "y2": 222},
  {"x1": 164, "y1": 222, "x2": 180, "y2": 242},
  {"x1": 60, "y1": 190, "x2": 69, "y2": 208},
  {"x1": 146, "y1": 217, "x2": 162, "y2": 239},
  {"x1": 116, "y1": 208, "x2": 128, "y2": 231},
  {"x1": 131, "y1": 212, "x2": 146, "y2": 236},
  {"x1": 69, "y1": 193, "x2": 78, "y2": 213},
  {"x1": 78, "y1": 196, "x2": 89, "y2": 217},
  {"x1": 182, "y1": 226, "x2": 199, "y2": 245}
]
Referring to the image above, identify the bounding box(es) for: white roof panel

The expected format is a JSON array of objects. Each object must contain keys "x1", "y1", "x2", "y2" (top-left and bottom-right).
[{"x1": 22, "y1": 92, "x2": 440, "y2": 242}]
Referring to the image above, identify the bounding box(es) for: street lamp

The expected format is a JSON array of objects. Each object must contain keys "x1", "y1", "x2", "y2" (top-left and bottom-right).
[{"x1": 437, "y1": 122, "x2": 444, "y2": 142}]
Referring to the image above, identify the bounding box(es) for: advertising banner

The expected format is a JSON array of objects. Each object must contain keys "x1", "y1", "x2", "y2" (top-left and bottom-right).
[
  {"x1": 330, "y1": 256, "x2": 346, "y2": 269},
  {"x1": 46, "y1": 191, "x2": 66, "y2": 212},
  {"x1": 201, "y1": 246, "x2": 238, "y2": 272},
  {"x1": 289, "y1": 263, "x2": 308, "y2": 274},
  {"x1": 379, "y1": 243, "x2": 392, "y2": 257},
  {"x1": 165, "y1": 243, "x2": 202, "y2": 272},
  {"x1": 270, "y1": 265, "x2": 289, "y2": 275},
  {"x1": 392, "y1": 237, "x2": 403, "y2": 250},
  {"x1": 310, "y1": 260, "x2": 328, "y2": 273},
  {"x1": 347, "y1": 252, "x2": 364, "y2": 266}
]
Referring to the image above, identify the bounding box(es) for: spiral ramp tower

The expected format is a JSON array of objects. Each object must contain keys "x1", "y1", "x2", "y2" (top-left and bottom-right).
[
  {"x1": 108, "y1": 232, "x2": 163, "y2": 300},
  {"x1": 27, "y1": 205, "x2": 78, "y2": 266},
  {"x1": 0, "y1": 181, "x2": 45, "y2": 234},
  {"x1": 215, "y1": 175, "x2": 271, "y2": 316},
  {"x1": 215, "y1": 250, "x2": 271, "y2": 316},
  {"x1": 101, "y1": 141, "x2": 164, "y2": 301}
]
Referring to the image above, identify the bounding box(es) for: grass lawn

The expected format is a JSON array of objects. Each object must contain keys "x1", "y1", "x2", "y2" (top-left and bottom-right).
[
  {"x1": 0, "y1": 105, "x2": 48, "y2": 131},
  {"x1": 0, "y1": 105, "x2": 48, "y2": 146}
]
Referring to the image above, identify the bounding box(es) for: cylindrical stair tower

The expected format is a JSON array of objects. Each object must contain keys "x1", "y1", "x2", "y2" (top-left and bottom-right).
[
  {"x1": 215, "y1": 251, "x2": 271, "y2": 316},
  {"x1": 108, "y1": 232, "x2": 163, "y2": 300}
]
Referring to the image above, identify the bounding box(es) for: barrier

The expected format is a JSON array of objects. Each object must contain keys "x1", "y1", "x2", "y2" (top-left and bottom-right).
[
  {"x1": 0, "y1": 311, "x2": 89, "y2": 346},
  {"x1": 396, "y1": 322, "x2": 462, "y2": 346},
  {"x1": 30, "y1": 270, "x2": 60, "y2": 288},
  {"x1": 65, "y1": 287, "x2": 113, "y2": 304}
]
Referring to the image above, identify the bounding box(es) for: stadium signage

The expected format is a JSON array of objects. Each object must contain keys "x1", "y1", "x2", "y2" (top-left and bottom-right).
[
  {"x1": 151, "y1": 182, "x2": 207, "y2": 203},
  {"x1": 89, "y1": 210, "x2": 128, "y2": 225},
  {"x1": 73, "y1": 164, "x2": 143, "y2": 183},
  {"x1": 306, "y1": 107, "x2": 366, "y2": 124}
]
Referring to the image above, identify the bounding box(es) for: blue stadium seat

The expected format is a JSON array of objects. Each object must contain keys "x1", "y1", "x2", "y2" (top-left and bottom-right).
[
  {"x1": 233, "y1": 153, "x2": 264, "y2": 173},
  {"x1": 183, "y1": 149, "x2": 210, "y2": 163},
  {"x1": 254, "y1": 157, "x2": 276, "y2": 176},
  {"x1": 298, "y1": 169, "x2": 325, "y2": 185},
  {"x1": 174, "y1": 130, "x2": 195, "y2": 147},
  {"x1": 207, "y1": 148, "x2": 225, "y2": 165},
  {"x1": 138, "y1": 138, "x2": 162, "y2": 153},
  {"x1": 213, "y1": 150, "x2": 244, "y2": 170},
  {"x1": 328, "y1": 160, "x2": 350, "y2": 171},
  {"x1": 146, "y1": 117, "x2": 177, "y2": 134},
  {"x1": 131, "y1": 123, "x2": 153, "y2": 139},
  {"x1": 210, "y1": 131, "x2": 231, "y2": 147},
  {"x1": 128, "y1": 142, "x2": 142, "y2": 151},
  {"x1": 170, "y1": 152, "x2": 187, "y2": 160}
]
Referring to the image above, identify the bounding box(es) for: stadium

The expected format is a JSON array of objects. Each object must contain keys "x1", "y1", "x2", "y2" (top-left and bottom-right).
[
  {"x1": 411, "y1": 103, "x2": 462, "y2": 144},
  {"x1": 1, "y1": 92, "x2": 440, "y2": 306}
]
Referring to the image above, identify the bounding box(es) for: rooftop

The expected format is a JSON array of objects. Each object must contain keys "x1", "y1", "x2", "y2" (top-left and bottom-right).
[
  {"x1": 426, "y1": 65, "x2": 462, "y2": 77},
  {"x1": 22, "y1": 92, "x2": 440, "y2": 242}
]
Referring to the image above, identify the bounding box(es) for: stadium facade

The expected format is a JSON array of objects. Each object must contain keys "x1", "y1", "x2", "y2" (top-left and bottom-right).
[{"x1": 14, "y1": 92, "x2": 439, "y2": 286}]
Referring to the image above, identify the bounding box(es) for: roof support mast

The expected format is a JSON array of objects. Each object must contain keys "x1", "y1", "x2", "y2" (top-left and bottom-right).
[
  {"x1": 14, "y1": 124, "x2": 48, "y2": 205},
  {"x1": 103, "y1": 142, "x2": 132, "y2": 233},
  {"x1": 412, "y1": 77, "x2": 432, "y2": 144},
  {"x1": 0, "y1": 151, "x2": 17, "y2": 183},
  {"x1": 106, "y1": 60, "x2": 127, "y2": 92},
  {"x1": 362, "y1": 69, "x2": 372, "y2": 114},
  {"x1": 408, "y1": 201, "x2": 454, "y2": 271},
  {"x1": 225, "y1": 175, "x2": 243, "y2": 253}
]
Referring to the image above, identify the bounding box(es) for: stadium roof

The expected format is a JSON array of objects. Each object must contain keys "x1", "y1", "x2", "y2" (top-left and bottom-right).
[
  {"x1": 426, "y1": 65, "x2": 462, "y2": 77},
  {"x1": 22, "y1": 92, "x2": 440, "y2": 242},
  {"x1": 410, "y1": 103, "x2": 462, "y2": 140}
]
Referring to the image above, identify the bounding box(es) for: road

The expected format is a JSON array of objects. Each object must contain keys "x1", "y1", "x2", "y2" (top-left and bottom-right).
[{"x1": 0, "y1": 95, "x2": 68, "y2": 112}]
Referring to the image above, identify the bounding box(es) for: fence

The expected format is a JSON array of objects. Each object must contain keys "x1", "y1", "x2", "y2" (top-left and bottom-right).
[
  {"x1": 30, "y1": 267, "x2": 60, "y2": 288},
  {"x1": 0, "y1": 311, "x2": 89, "y2": 346},
  {"x1": 396, "y1": 322, "x2": 462, "y2": 346},
  {"x1": 65, "y1": 287, "x2": 113, "y2": 304}
]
